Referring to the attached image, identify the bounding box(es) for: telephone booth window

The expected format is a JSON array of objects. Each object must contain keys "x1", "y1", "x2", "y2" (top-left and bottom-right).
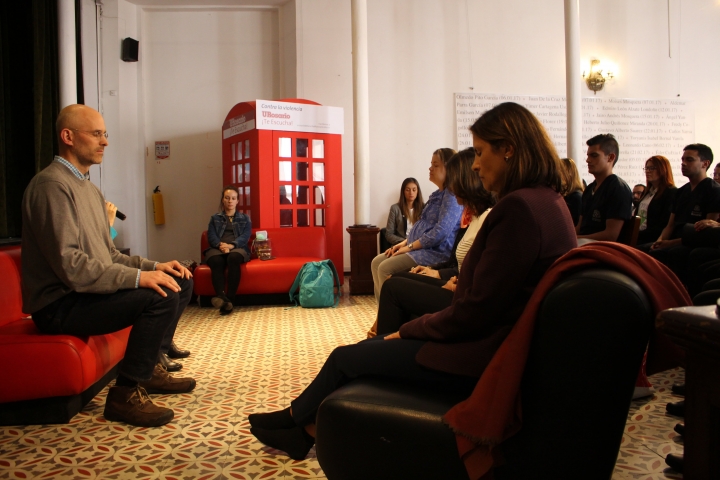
[
  {"x1": 231, "y1": 143, "x2": 236, "y2": 163},
  {"x1": 279, "y1": 162, "x2": 292, "y2": 181},
  {"x1": 312, "y1": 139, "x2": 324, "y2": 158},
  {"x1": 313, "y1": 186, "x2": 325, "y2": 205},
  {"x1": 279, "y1": 137, "x2": 291, "y2": 157},
  {"x1": 236, "y1": 164, "x2": 243, "y2": 184},
  {"x1": 297, "y1": 162, "x2": 309, "y2": 181},
  {"x1": 297, "y1": 185, "x2": 309, "y2": 205},
  {"x1": 244, "y1": 163, "x2": 250, "y2": 182},
  {"x1": 280, "y1": 186, "x2": 292, "y2": 204},
  {"x1": 315, "y1": 209, "x2": 325, "y2": 226},
  {"x1": 296, "y1": 138, "x2": 308, "y2": 157},
  {"x1": 280, "y1": 210, "x2": 293, "y2": 227},
  {"x1": 298, "y1": 209, "x2": 310, "y2": 227},
  {"x1": 237, "y1": 142, "x2": 243, "y2": 160},
  {"x1": 245, "y1": 140, "x2": 250, "y2": 158},
  {"x1": 313, "y1": 163, "x2": 325, "y2": 181},
  {"x1": 245, "y1": 186, "x2": 251, "y2": 206}
]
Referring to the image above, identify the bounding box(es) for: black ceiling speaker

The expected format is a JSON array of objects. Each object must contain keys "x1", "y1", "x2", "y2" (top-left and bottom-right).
[{"x1": 121, "y1": 38, "x2": 139, "y2": 62}]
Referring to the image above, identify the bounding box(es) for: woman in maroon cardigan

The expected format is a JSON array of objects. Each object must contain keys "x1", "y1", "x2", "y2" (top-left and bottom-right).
[{"x1": 247, "y1": 102, "x2": 578, "y2": 460}]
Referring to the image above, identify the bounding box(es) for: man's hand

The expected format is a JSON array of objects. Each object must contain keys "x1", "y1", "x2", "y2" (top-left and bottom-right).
[
  {"x1": 139, "y1": 270, "x2": 181, "y2": 297},
  {"x1": 384, "y1": 331, "x2": 402, "y2": 340},
  {"x1": 156, "y1": 260, "x2": 193, "y2": 279},
  {"x1": 695, "y1": 219, "x2": 720, "y2": 231}
]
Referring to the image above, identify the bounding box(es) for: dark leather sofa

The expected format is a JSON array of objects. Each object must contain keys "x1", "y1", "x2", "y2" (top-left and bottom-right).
[{"x1": 315, "y1": 268, "x2": 654, "y2": 480}]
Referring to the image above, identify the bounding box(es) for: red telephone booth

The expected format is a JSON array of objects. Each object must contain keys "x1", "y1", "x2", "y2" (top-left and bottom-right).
[{"x1": 221, "y1": 99, "x2": 344, "y2": 283}]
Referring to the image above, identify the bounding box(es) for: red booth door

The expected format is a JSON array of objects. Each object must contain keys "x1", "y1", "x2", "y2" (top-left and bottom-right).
[{"x1": 271, "y1": 131, "x2": 343, "y2": 282}]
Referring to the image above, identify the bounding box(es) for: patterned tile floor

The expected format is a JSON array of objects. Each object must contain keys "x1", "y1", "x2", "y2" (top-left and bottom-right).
[{"x1": 0, "y1": 287, "x2": 686, "y2": 479}]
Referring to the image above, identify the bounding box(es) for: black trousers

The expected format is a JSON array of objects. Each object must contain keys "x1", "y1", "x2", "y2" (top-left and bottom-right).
[
  {"x1": 206, "y1": 253, "x2": 245, "y2": 301},
  {"x1": 290, "y1": 335, "x2": 478, "y2": 426},
  {"x1": 687, "y1": 247, "x2": 720, "y2": 296},
  {"x1": 648, "y1": 245, "x2": 691, "y2": 285},
  {"x1": 32, "y1": 277, "x2": 193, "y2": 382},
  {"x1": 376, "y1": 272, "x2": 454, "y2": 335}
]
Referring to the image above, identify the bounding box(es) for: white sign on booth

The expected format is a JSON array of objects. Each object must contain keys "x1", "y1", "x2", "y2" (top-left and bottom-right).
[{"x1": 255, "y1": 100, "x2": 344, "y2": 135}]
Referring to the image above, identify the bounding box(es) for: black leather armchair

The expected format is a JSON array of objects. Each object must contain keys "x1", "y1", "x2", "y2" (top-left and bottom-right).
[{"x1": 315, "y1": 268, "x2": 654, "y2": 480}]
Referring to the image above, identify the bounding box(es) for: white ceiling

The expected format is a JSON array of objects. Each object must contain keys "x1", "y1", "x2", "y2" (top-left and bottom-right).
[{"x1": 123, "y1": 0, "x2": 289, "y2": 6}]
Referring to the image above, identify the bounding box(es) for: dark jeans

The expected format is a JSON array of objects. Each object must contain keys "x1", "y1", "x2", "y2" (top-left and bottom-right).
[
  {"x1": 376, "y1": 273, "x2": 453, "y2": 335},
  {"x1": 207, "y1": 253, "x2": 245, "y2": 301},
  {"x1": 32, "y1": 277, "x2": 193, "y2": 382},
  {"x1": 290, "y1": 336, "x2": 478, "y2": 426}
]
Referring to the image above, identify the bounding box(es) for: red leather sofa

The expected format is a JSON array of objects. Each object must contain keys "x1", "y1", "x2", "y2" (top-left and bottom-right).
[
  {"x1": 193, "y1": 227, "x2": 328, "y2": 305},
  {"x1": 0, "y1": 245, "x2": 130, "y2": 425}
]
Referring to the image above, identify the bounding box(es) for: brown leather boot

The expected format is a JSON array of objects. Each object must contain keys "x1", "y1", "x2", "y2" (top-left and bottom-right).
[
  {"x1": 104, "y1": 386, "x2": 174, "y2": 427},
  {"x1": 139, "y1": 363, "x2": 196, "y2": 394}
]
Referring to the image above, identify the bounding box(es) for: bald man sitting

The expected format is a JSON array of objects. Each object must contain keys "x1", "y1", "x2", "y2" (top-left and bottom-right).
[{"x1": 21, "y1": 104, "x2": 196, "y2": 427}]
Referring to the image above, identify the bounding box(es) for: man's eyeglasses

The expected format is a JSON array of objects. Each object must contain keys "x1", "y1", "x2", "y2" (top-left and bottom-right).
[
  {"x1": 70, "y1": 129, "x2": 109, "y2": 139},
  {"x1": 643, "y1": 167, "x2": 657, "y2": 172}
]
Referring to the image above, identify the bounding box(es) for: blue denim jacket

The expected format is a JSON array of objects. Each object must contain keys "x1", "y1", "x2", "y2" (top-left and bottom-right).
[
  {"x1": 406, "y1": 188, "x2": 463, "y2": 267},
  {"x1": 206, "y1": 211, "x2": 252, "y2": 256}
]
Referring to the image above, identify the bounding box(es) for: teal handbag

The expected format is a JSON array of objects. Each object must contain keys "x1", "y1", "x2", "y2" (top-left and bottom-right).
[{"x1": 289, "y1": 260, "x2": 341, "y2": 308}]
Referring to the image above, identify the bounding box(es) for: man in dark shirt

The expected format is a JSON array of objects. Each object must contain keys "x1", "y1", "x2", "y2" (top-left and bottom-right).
[
  {"x1": 577, "y1": 133, "x2": 632, "y2": 243},
  {"x1": 650, "y1": 144, "x2": 720, "y2": 280}
]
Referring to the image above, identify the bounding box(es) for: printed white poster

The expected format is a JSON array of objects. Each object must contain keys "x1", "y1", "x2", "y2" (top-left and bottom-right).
[{"x1": 455, "y1": 93, "x2": 694, "y2": 188}]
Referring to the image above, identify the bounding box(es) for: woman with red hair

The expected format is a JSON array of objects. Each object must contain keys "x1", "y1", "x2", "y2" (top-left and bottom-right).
[{"x1": 636, "y1": 155, "x2": 677, "y2": 248}]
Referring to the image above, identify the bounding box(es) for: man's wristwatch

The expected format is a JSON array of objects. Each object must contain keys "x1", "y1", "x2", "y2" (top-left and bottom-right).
[{"x1": 408, "y1": 242, "x2": 413, "y2": 250}]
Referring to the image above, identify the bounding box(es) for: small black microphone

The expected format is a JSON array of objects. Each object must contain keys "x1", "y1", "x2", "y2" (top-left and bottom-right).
[{"x1": 115, "y1": 210, "x2": 127, "y2": 221}]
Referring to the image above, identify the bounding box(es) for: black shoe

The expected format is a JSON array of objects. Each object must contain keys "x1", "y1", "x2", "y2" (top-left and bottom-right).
[
  {"x1": 671, "y1": 383, "x2": 686, "y2": 396},
  {"x1": 250, "y1": 425, "x2": 315, "y2": 460},
  {"x1": 665, "y1": 453, "x2": 684, "y2": 472},
  {"x1": 674, "y1": 423, "x2": 685, "y2": 436},
  {"x1": 220, "y1": 301, "x2": 234, "y2": 315},
  {"x1": 159, "y1": 353, "x2": 183, "y2": 372},
  {"x1": 666, "y1": 400, "x2": 685, "y2": 417},
  {"x1": 249, "y1": 408, "x2": 295, "y2": 430},
  {"x1": 167, "y1": 342, "x2": 190, "y2": 359}
]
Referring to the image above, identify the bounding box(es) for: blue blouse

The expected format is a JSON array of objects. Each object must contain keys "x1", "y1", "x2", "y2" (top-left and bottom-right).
[{"x1": 406, "y1": 188, "x2": 463, "y2": 266}]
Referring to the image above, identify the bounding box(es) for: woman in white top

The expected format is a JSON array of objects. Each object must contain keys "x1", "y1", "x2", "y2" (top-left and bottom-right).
[{"x1": 374, "y1": 148, "x2": 495, "y2": 334}]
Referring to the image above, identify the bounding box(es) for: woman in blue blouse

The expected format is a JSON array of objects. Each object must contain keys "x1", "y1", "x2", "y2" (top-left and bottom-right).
[
  {"x1": 370, "y1": 148, "x2": 464, "y2": 301},
  {"x1": 204, "y1": 186, "x2": 252, "y2": 315}
]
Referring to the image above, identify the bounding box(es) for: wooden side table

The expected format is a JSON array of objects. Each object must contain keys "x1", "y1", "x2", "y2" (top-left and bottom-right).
[
  {"x1": 657, "y1": 304, "x2": 720, "y2": 480},
  {"x1": 346, "y1": 226, "x2": 380, "y2": 295}
]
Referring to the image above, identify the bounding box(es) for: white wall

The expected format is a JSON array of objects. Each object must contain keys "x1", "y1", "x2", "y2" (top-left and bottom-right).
[
  {"x1": 363, "y1": 0, "x2": 720, "y2": 229},
  {"x1": 294, "y1": 0, "x2": 354, "y2": 270},
  {"x1": 141, "y1": 7, "x2": 280, "y2": 262},
  {"x1": 96, "y1": 0, "x2": 148, "y2": 258}
]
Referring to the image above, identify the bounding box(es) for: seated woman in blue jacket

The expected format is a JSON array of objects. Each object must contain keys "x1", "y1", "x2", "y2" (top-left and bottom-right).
[{"x1": 204, "y1": 186, "x2": 252, "y2": 315}]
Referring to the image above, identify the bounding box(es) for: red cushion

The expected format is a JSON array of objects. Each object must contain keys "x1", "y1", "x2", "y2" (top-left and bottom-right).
[
  {"x1": 193, "y1": 257, "x2": 324, "y2": 296},
  {"x1": 195, "y1": 227, "x2": 327, "y2": 296},
  {"x1": 0, "y1": 319, "x2": 131, "y2": 403},
  {"x1": 0, "y1": 248, "x2": 24, "y2": 326}
]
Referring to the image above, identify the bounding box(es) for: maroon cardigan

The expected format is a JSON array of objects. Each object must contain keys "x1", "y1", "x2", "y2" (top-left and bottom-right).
[{"x1": 399, "y1": 186, "x2": 577, "y2": 377}]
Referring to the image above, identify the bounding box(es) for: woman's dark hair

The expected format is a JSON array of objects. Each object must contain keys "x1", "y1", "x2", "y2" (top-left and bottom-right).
[
  {"x1": 218, "y1": 185, "x2": 240, "y2": 212},
  {"x1": 559, "y1": 158, "x2": 584, "y2": 196},
  {"x1": 433, "y1": 148, "x2": 456, "y2": 189},
  {"x1": 397, "y1": 177, "x2": 424, "y2": 223},
  {"x1": 643, "y1": 155, "x2": 675, "y2": 200},
  {"x1": 445, "y1": 148, "x2": 496, "y2": 216},
  {"x1": 469, "y1": 102, "x2": 562, "y2": 198}
]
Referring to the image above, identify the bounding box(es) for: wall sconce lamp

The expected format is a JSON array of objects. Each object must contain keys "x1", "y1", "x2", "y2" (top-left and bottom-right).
[{"x1": 582, "y1": 59, "x2": 614, "y2": 94}]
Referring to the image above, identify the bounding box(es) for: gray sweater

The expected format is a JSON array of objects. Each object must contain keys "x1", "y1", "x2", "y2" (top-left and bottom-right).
[{"x1": 21, "y1": 161, "x2": 156, "y2": 313}]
